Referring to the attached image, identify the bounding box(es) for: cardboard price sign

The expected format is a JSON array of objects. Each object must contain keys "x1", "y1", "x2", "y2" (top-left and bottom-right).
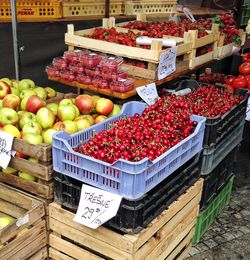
[
  {"x1": 0, "y1": 130, "x2": 15, "y2": 169},
  {"x1": 158, "y1": 46, "x2": 177, "y2": 80},
  {"x1": 136, "y1": 83, "x2": 159, "y2": 105},
  {"x1": 74, "y1": 184, "x2": 122, "y2": 229}
]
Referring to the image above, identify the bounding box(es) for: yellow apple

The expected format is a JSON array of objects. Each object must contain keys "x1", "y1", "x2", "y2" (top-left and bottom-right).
[
  {"x1": 2, "y1": 124, "x2": 21, "y2": 138},
  {"x1": 0, "y1": 217, "x2": 13, "y2": 229},
  {"x1": 18, "y1": 171, "x2": 37, "y2": 182},
  {"x1": 2, "y1": 167, "x2": 17, "y2": 175}
]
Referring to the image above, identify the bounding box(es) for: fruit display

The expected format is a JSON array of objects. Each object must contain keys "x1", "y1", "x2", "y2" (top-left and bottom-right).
[
  {"x1": 199, "y1": 69, "x2": 230, "y2": 85},
  {"x1": 47, "y1": 50, "x2": 135, "y2": 93}
]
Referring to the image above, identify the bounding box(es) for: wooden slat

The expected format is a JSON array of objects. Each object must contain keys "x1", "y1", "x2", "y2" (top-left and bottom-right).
[
  {"x1": 49, "y1": 218, "x2": 132, "y2": 260},
  {"x1": 28, "y1": 247, "x2": 48, "y2": 260},
  {"x1": 50, "y1": 247, "x2": 75, "y2": 260},
  {"x1": 50, "y1": 234, "x2": 105, "y2": 260},
  {"x1": 0, "y1": 220, "x2": 46, "y2": 260},
  {"x1": 0, "y1": 198, "x2": 26, "y2": 219},
  {"x1": 189, "y1": 52, "x2": 214, "y2": 69},
  {"x1": 0, "y1": 171, "x2": 53, "y2": 199},
  {"x1": 9, "y1": 157, "x2": 53, "y2": 181}
]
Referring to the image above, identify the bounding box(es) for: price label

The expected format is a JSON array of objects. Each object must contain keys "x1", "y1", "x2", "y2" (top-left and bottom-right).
[
  {"x1": 158, "y1": 46, "x2": 177, "y2": 80},
  {"x1": 0, "y1": 130, "x2": 14, "y2": 169},
  {"x1": 246, "y1": 97, "x2": 250, "y2": 121},
  {"x1": 136, "y1": 83, "x2": 159, "y2": 105},
  {"x1": 74, "y1": 184, "x2": 122, "y2": 229}
]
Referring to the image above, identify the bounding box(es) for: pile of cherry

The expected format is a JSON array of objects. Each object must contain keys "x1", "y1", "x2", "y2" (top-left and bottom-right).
[{"x1": 75, "y1": 85, "x2": 243, "y2": 163}]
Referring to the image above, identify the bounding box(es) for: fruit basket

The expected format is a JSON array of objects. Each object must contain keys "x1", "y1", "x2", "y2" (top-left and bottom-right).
[
  {"x1": 52, "y1": 101, "x2": 206, "y2": 199},
  {"x1": 0, "y1": 0, "x2": 62, "y2": 21}
]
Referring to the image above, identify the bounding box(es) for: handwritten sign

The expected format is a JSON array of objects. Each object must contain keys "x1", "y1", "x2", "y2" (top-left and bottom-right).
[
  {"x1": 136, "y1": 83, "x2": 159, "y2": 105},
  {"x1": 246, "y1": 97, "x2": 250, "y2": 121},
  {"x1": 158, "y1": 46, "x2": 177, "y2": 80},
  {"x1": 74, "y1": 184, "x2": 122, "y2": 229},
  {"x1": 0, "y1": 130, "x2": 14, "y2": 169}
]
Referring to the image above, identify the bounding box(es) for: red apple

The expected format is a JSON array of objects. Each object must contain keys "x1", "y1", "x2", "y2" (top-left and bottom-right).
[
  {"x1": 26, "y1": 95, "x2": 45, "y2": 114},
  {"x1": 75, "y1": 94, "x2": 94, "y2": 115},
  {"x1": 53, "y1": 121, "x2": 63, "y2": 131},
  {"x1": 2, "y1": 94, "x2": 20, "y2": 110},
  {"x1": 0, "y1": 81, "x2": 11, "y2": 99},
  {"x1": 95, "y1": 98, "x2": 114, "y2": 116}
]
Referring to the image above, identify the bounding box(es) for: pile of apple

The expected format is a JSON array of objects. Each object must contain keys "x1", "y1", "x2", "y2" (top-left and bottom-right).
[{"x1": 0, "y1": 77, "x2": 121, "y2": 181}]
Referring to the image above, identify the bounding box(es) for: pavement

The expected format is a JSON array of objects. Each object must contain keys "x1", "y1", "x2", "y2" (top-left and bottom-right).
[{"x1": 186, "y1": 149, "x2": 250, "y2": 260}]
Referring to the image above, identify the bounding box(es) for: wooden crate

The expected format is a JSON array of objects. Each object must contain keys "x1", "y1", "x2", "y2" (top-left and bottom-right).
[
  {"x1": 62, "y1": 0, "x2": 123, "y2": 17},
  {"x1": 48, "y1": 179, "x2": 203, "y2": 260},
  {"x1": 0, "y1": 183, "x2": 47, "y2": 260},
  {"x1": 124, "y1": 1, "x2": 177, "y2": 15}
]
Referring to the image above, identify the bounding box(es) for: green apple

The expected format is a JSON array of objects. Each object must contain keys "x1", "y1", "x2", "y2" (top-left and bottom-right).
[
  {"x1": 19, "y1": 112, "x2": 37, "y2": 129},
  {"x1": 0, "y1": 78, "x2": 12, "y2": 88},
  {"x1": 19, "y1": 89, "x2": 36, "y2": 100},
  {"x1": 36, "y1": 107, "x2": 55, "y2": 129},
  {"x1": 0, "y1": 107, "x2": 19, "y2": 125},
  {"x1": 72, "y1": 105, "x2": 80, "y2": 117},
  {"x1": 42, "y1": 128, "x2": 57, "y2": 144},
  {"x1": 23, "y1": 122, "x2": 42, "y2": 135},
  {"x1": 62, "y1": 120, "x2": 78, "y2": 134},
  {"x1": 0, "y1": 217, "x2": 13, "y2": 229},
  {"x1": 74, "y1": 116, "x2": 91, "y2": 131},
  {"x1": 18, "y1": 171, "x2": 37, "y2": 182},
  {"x1": 108, "y1": 104, "x2": 121, "y2": 118},
  {"x1": 12, "y1": 79, "x2": 19, "y2": 89},
  {"x1": 34, "y1": 87, "x2": 47, "y2": 101},
  {"x1": 82, "y1": 115, "x2": 95, "y2": 125},
  {"x1": 91, "y1": 95, "x2": 101, "y2": 108},
  {"x1": 20, "y1": 96, "x2": 29, "y2": 111},
  {"x1": 2, "y1": 167, "x2": 17, "y2": 174},
  {"x1": 45, "y1": 87, "x2": 56, "y2": 99},
  {"x1": 11, "y1": 87, "x2": 20, "y2": 96},
  {"x1": 18, "y1": 79, "x2": 35, "y2": 92},
  {"x1": 0, "y1": 100, "x2": 3, "y2": 109},
  {"x1": 24, "y1": 133, "x2": 43, "y2": 145},
  {"x1": 28, "y1": 157, "x2": 38, "y2": 163},
  {"x1": 59, "y1": 98, "x2": 74, "y2": 106},
  {"x1": 46, "y1": 103, "x2": 59, "y2": 116},
  {"x1": 57, "y1": 105, "x2": 76, "y2": 121}
]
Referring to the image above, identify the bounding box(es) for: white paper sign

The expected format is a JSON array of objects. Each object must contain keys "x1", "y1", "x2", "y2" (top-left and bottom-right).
[
  {"x1": 158, "y1": 46, "x2": 177, "y2": 80},
  {"x1": 0, "y1": 130, "x2": 14, "y2": 169},
  {"x1": 246, "y1": 97, "x2": 250, "y2": 121},
  {"x1": 136, "y1": 83, "x2": 159, "y2": 105},
  {"x1": 74, "y1": 184, "x2": 122, "y2": 229}
]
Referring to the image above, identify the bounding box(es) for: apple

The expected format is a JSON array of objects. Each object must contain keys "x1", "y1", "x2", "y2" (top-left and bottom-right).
[
  {"x1": 0, "y1": 108, "x2": 19, "y2": 125},
  {"x1": 95, "y1": 115, "x2": 107, "y2": 124},
  {"x1": 72, "y1": 104, "x2": 80, "y2": 117},
  {"x1": 0, "y1": 80, "x2": 11, "y2": 99},
  {"x1": 36, "y1": 107, "x2": 55, "y2": 129},
  {"x1": 62, "y1": 120, "x2": 78, "y2": 134},
  {"x1": 28, "y1": 157, "x2": 38, "y2": 163},
  {"x1": 19, "y1": 112, "x2": 37, "y2": 129},
  {"x1": 18, "y1": 171, "x2": 37, "y2": 182},
  {"x1": 0, "y1": 100, "x2": 3, "y2": 109},
  {"x1": 91, "y1": 95, "x2": 101, "y2": 108},
  {"x1": 11, "y1": 87, "x2": 20, "y2": 96},
  {"x1": 53, "y1": 121, "x2": 63, "y2": 131},
  {"x1": 12, "y1": 79, "x2": 19, "y2": 89},
  {"x1": 59, "y1": 98, "x2": 74, "y2": 106},
  {"x1": 57, "y1": 105, "x2": 76, "y2": 121},
  {"x1": 74, "y1": 116, "x2": 92, "y2": 131},
  {"x1": 42, "y1": 128, "x2": 57, "y2": 144},
  {"x1": 2, "y1": 124, "x2": 21, "y2": 138},
  {"x1": 18, "y1": 79, "x2": 35, "y2": 92},
  {"x1": 46, "y1": 103, "x2": 59, "y2": 115},
  {"x1": 15, "y1": 151, "x2": 28, "y2": 159},
  {"x1": 108, "y1": 104, "x2": 121, "y2": 118},
  {"x1": 45, "y1": 87, "x2": 56, "y2": 99},
  {"x1": 82, "y1": 115, "x2": 95, "y2": 125},
  {"x1": 20, "y1": 96, "x2": 29, "y2": 111},
  {"x1": 0, "y1": 78, "x2": 12, "y2": 88},
  {"x1": 0, "y1": 217, "x2": 13, "y2": 229},
  {"x1": 2, "y1": 167, "x2": 17, "y2": 174},
  {"x1": 24, "y1": 133, "x2": 43, "y2": 145},
  {"x1": 26, "y1": 95, "x2": 45, "y2": 114},
  {"x1": 2, "y1": 94, "x2": 20, "y2": 110},
  {"x1": 23, "y1": 122, "x2": 42, "y2": 135},
  {"x1": 75, "y1": 94, "x2": 94, "y2": 115},
  {"x1": 19, "y1": 89, "x2": 36, "y2": 100},
  {"x1": 34, "y1": 87, "x2": 47, "y2": 101},
  {"x1": 96, "y1": 98, "x2": 114, "y2": 116}
]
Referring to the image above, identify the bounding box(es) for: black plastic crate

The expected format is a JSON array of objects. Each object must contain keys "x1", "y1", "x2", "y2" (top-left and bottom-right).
[
  {"x1": 200, "y1": 147, "x2": 237, "y2": 210},
  {"x1": 175, "y1": 81, "x2": 249, "y2": 148},
  {"x1": 54, "y1": 152, "x2": 202, "y2": 234}
]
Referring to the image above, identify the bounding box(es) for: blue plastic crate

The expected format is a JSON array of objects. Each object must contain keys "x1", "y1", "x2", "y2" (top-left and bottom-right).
[{"x1": 52, "y1": 101, "x2": 206, "y2": 199}]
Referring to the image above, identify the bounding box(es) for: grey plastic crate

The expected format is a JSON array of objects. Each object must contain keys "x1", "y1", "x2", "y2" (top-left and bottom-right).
[{"x1": 201, "y1": 120, "x2": 245, "y2": 175}]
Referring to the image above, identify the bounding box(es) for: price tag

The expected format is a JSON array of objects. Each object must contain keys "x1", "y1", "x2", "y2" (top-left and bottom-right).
[
  {"x1": 74, "y1": 184, "x2": 122, "y2": 229},
  {"x1": 0, "y1": 130, "x2": 14, "y2": 169},
  {"x1": 136, "y1": 83, "x2": 159, "y2": 105},
  {"x1": 246, "y1": 97, "x2": 250, "y2": 121},
  {"x1": 158, "y1": 46, "x2": 177, "y2": 80}
]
